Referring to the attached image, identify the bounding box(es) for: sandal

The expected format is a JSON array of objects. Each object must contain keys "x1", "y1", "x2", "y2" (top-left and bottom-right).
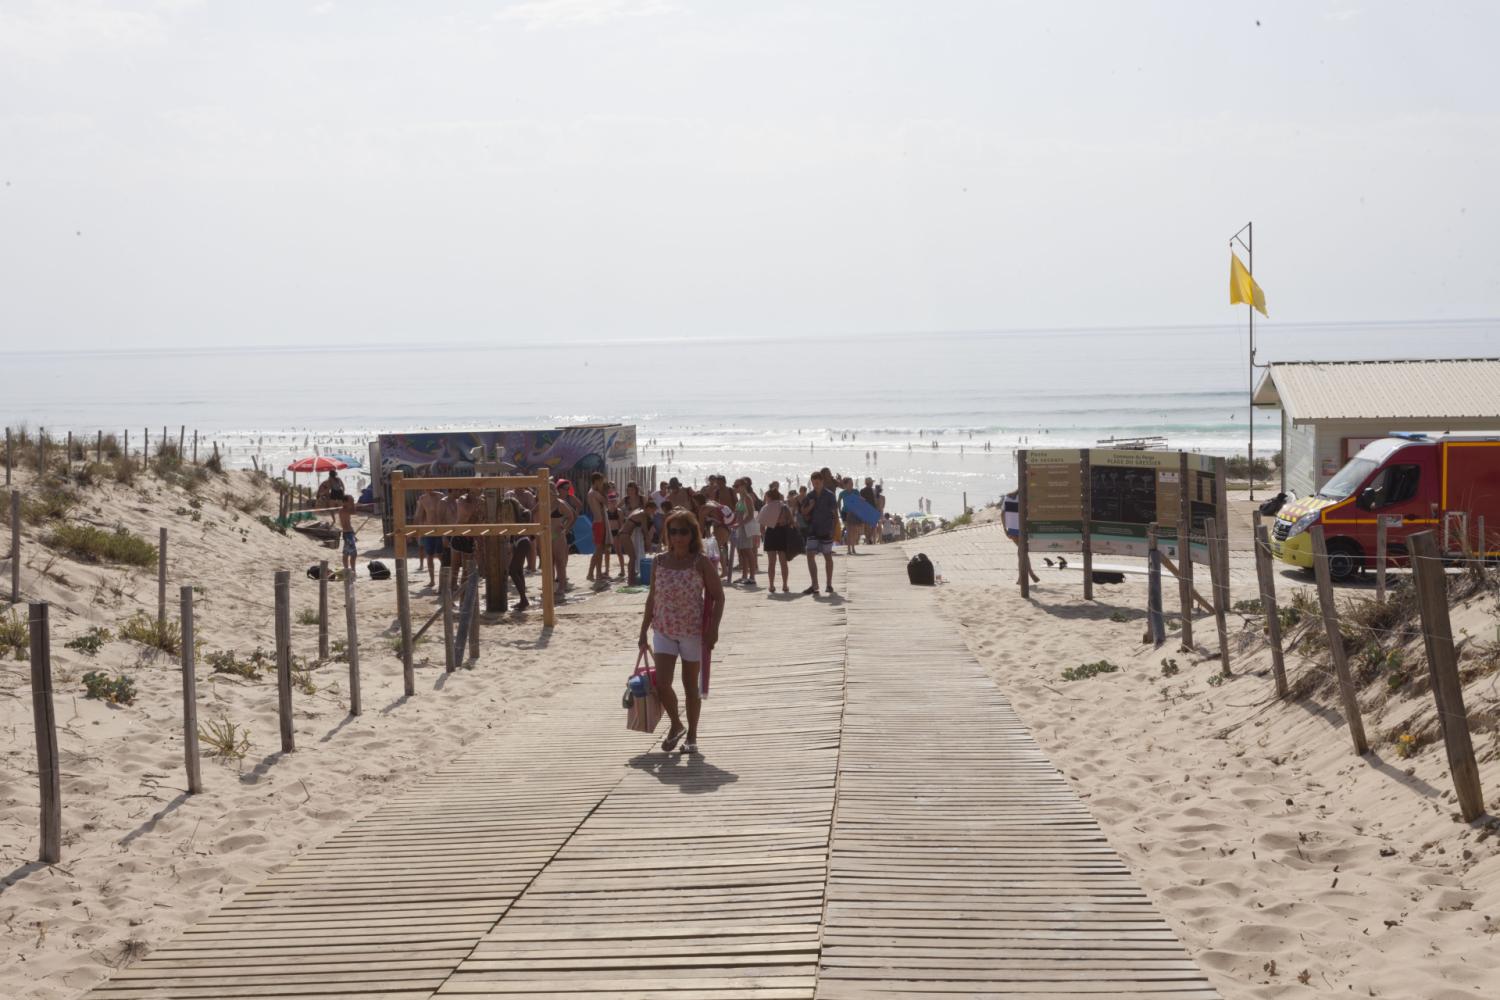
[
  {"x1": 681, "y1": 739, "x2": 698, "y2": 754},
  {"x1": 661, "y1": 726, "x2": 686, "y2": 753}
]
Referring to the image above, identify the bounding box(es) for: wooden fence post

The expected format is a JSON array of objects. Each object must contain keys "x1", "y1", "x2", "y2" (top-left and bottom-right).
[
  {"x1": 66, "y1": 432, "x2": 72, "y2": 474},
  {"x1": 4, "y1": 426, "x2": 10, "y2": 485},
  {"x1": 1016, "y1": 450, "x2": 1031, "y2": 598},
  {"x1": 1376, "y1": 516, "x2": 1388, "y2": 602},
  {"x1": 1213, "y1": 456, "x2": 1231, "y2": 605},
  {"x1": 157, "y1": 528, "x2": 168, "y2": 631},
  {"x1": 274, "y1": 570, "x2": 295, "y2": 753},
  {"x1": 1310, "y1": 525, "x2": 1369, "y2": 755},
  {"x1": 395, "y1": 559, "x2": 415, "y2": 697},
  {"x1": 30, "y1": 602, "x2": 62, "y2": 862},
  {"x1": 1252, "y1": 524, "x2": 1290, "y2": 698},
  {"x1": 123, "y1": 429, "x2": 129, "y2": 467},
  {"x1": 467, "y1": 571, "x2": 481, "y2": 662},
  {"x1": 178, "y1": 425, "x2": 185, "y2": 456},
  {"x1": 1205, "y1": 517, "x2": 1231, "y2": 674},
  {"x1": 192, "y1": 429, "x2": 198, "y2": 465},
  {"x1": 537, "y1": 474, "x2": 557, "y2": 628},
  {"x1": 318, "y1": 559, "x2": 330, "y2": 661},
  {"x1": 1146, "y1": 524, "x2": 1165, "y2": 646},
  {"x1": 38, "y1": 427, "x2": 46, "y2": 476},
  {"x1": 1177, "y1": 454, "x2": 1194, "y2": 649},
  {"x1": 344, "y1": 575, "x2": 361, "y2": 717},
  {"x1": 1409, "y1": 530, "x2": 1484, "y2": 821},
  {"x1": 1079, "y1": 449, "x2": 1093, "y2": 601},
  {"x1": 95, "y1": 430, "x2": 102, "y2": 464},
  {"x1": 179, "y1": 586, "x2": 203, "y2": 794},
  {"x1": 441, "y1": 567, "x2": 456, "y2": 673},
  {"x1": 9, "y1": 491, "x2": 19, "y2": 604}
]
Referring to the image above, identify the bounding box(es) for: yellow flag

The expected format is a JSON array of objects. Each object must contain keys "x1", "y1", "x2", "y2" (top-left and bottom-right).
[{"x1": 1229, "y1": 252, "x2": 1267, "y2": 316}]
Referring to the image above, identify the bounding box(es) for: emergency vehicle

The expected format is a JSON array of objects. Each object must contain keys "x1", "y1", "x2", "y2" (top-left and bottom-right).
[{"x1": 1270, "y1": 432, "x2": 1500, "y2": 581}]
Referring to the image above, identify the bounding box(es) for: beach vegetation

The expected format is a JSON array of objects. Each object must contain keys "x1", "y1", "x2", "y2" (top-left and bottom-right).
[
  {"x1": 150, "y1": 440, "x2": 183, "y2": 475},
  {"x1": 20, "y1": 484, "x2": 80, "y2": 525},
  {"x1": 1159, "y1": 657, "x2": 1180, "y2": 678},
  {"x1": 1206, "y1": 672, "x2": 1226, "y2": 687},
  {"x1": 44, "y1": 522, "x2": 156, "y2": 566},
  {"x1": 64, "y1": 626, "x2": 113, "y2": 657},
  {"x1": 81, "y1": 670, "x2": 136, "y2": 705},
  {"x1": 111, "y1": 455, "x2": 137, "y2": 485},
  {"x1": 223, "y1": 487, "x2": 269, "y2": 515},
  {"x1": 1232, "y1": 597, "x2": 1263, "y2": 616},
  {"x1": 1062, "y1": 659, "x2": 1119, "y2": 681},
  {"x1": 296, "y1": 607, "x2": 321, "y2": 626},
  {"x1": 388, "y1": 633, "x2": 425, "y2": 656},
  {"x1": 199, "y1": 716, "x2": 251, "y2": 761},
  {"x1": 330, "y1": 638, "x2": 348, "y2": 663},
  {"x1": 1393, "y1": 732, "x2": 1419, "y2": 759},
  {"x1": 257, "y1": 515, "x2": 288, "y2": 535},
  {"x1": 946, "y1": 511, "x2": 973, "y2": 529},
  {"x1": 0, "y1": 610, "x2": 29, "y2": 660},
  {"x1": 291, "y1": 656, "x2": 317, "y2": 695},
  {"x1": 206, "y1": 647, "x2": 267, "y2": 680},
  {"x1": 204, "y1": 450, "x2": 224, "y2": 474},
  {"x1": 1108, "y1": 610, "x2": 1127, "y2": 623},
  {"x1": 119, "y1": 612, "x2": 183, "y2": 655}
]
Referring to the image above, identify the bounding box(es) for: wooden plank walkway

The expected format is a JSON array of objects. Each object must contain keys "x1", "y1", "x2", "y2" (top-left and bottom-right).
[
  {"x1": 84, "y1": 548, "x2": 1216, "y2": 999},
  {"x1": 817, "y1": 548, "x2": 1217, "y2": 998}
]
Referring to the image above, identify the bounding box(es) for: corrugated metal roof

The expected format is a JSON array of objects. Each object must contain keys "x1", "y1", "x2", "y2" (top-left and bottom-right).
[{"x1": 1252, "y1": 358, "x2": 1500, "y2": 421}]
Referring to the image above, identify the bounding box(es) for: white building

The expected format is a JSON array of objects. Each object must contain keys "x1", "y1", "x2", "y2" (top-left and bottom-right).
[{"x1": 1252, "y1": 358, "x2": 1500, "y2": 497}]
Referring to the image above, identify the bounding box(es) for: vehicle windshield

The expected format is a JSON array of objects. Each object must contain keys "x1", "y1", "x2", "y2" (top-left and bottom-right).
[{"x1": 1317, "y1": 458, "x2": 1378, "y2": 502}]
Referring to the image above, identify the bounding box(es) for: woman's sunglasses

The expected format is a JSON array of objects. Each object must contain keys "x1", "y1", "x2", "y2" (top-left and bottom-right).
[{"x1": 667, "y1": 527, "x2": 692, "y2": 537}]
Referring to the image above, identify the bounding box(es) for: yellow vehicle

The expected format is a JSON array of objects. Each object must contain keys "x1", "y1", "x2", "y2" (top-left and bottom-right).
[{"x1": 1270, "y1": 432, "x2": 1500, "y2": 581}]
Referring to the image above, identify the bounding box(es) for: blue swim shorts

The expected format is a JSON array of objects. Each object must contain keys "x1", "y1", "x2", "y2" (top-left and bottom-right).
[{"x1": 342, "y1": 531, "x2": 357, "y2": 557}]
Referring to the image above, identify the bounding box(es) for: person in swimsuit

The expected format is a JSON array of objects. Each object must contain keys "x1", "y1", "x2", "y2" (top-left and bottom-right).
[
  {"x1": 335, "y1": 495, "x2": 358, "y2": 575},
  {"x1": 732, "y1": 479, "x2": 759, "y2": 587},
  {"x1": 586, "y1": 472, "x2": 610, "y2": 585},
  {"x1": 412, "y1": 486, "x2": 448, "y2": 587},
  {"x1": 759, "y1": 484, "x2": 790, "y2": 593},
  {"x1": 549, "y1": 481, "x2": 577, "y2": 594},
  {"x1": 452, "y1": 486, "x2": 484, "y2": 590},
  {"x1": 638, "y1": 509, "x2": 725, "y2": 755}
]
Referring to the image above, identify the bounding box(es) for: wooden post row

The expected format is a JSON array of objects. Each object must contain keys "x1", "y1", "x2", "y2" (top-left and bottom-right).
[
  {"x1": 180, "y1": 586, "x2": 203, "y2": 794},
  {"x1": 441, "y1": 567, "x2": 456, "y2": 673},
  {"x1": 157, "y1": 528, "x2": 168, "y2": 631},
  {"x1": 396, "y1": 559, "x2": 415, "y2": 697},
  {"x1": 1016, "y1": 451, "x2": 1030, "y2": 598},
  {"x1": 1408, "y1": 531, "x2": 1484, "y2": 822},
  {"x1": 1213, "y1": 455, "x2": 1230, "y2": 606},
  {"x1": 9, "y1": 491, "x2": 19, "y2": 604},
  {"x1": 5, "y1": 426, "x2": 11, "y2": 485},
  {"x1": 1376, "y1": 516, "x2": 1388, "y2": 603},
  {"x1": 1176, "y1": 451, "x2": 1194, "y2": 651},
  {"x1": 1252, "y1": 524, "x2": 1289, "y2": 698},
  {"x1": 1146, "y1": 523, "x2": 1165, "y2": 646},
  {"x1": 344, "y1": 575, "x2": 362, "y2": 717},
  {"x1": 1205, "y1": 517, "x2": 1231, "y2": 674},
  {"x1": 1080, "y1": 448, "x2": 1093, "y2": 601},
  {"x1": 318, "y1": 559, "x2": 330, "y2": 662},
  {"x1": 30, "y1": 602, "x2": 62, "y2": 863},
  {"x1": 274, "y1": 570, "x2": 295, "y2": 753},
  {"x1": 1309, "y1": 525, "x2": 1369, "y2": 755}
]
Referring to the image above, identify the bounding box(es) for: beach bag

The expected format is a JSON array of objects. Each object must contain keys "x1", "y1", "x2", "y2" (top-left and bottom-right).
[
  {"x1": 367, "y1": 560, "x2": 391, "y2": 581},
  {"x1": 306, "y1": 564, "x2": 323, "y2": 580},
  {"x1": 907, "y1": 553, "x2": 935, "y2": 586},
  {"x1": 624, "y1": 650, "x2": 662, "y2": 733}
]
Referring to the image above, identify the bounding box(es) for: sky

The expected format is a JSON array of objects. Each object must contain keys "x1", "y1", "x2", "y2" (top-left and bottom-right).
[{"x1": 1, "y1": 0, "x2": 1498, "y2": 351}]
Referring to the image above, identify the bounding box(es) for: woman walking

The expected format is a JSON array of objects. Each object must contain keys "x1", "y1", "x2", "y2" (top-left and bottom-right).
[
  {"x1": 759, "y1": 483, "x2": 791, "y2": 593},
  {"x1": 639, "y1": 510, "x2": 725, "y2": 755}
]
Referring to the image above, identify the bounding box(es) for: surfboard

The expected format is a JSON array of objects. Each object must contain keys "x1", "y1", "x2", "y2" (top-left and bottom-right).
[
  {"x1": 572, "y1": 514, "x2": 596, "y2": 554},
  {"x1": 841, "y1": 492, "x2": 882, "y2": 526}
]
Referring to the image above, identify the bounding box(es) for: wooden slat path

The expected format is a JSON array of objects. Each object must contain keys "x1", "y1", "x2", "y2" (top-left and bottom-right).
[
  {"x1": 85, "y1": 547, "x2": 1217, "y2": 999},
  {"x1": 816, "y1": 547, "x2": 1218, "y2": 998},
  {"x1": 437, "y1": 586, "x2": 846, "y2": 998},
  {"x1": 84, "y1": 663, "x2": 657, "y2": 1000}
]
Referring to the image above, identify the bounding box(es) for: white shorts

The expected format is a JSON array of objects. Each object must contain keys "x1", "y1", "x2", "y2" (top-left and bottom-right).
[{"x1": 652, "y1": 631, "x2": 702, "y2": 662}]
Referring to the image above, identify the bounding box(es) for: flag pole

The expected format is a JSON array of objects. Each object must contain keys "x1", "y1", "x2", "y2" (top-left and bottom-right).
[{"x1": 1231, "y1": 221, "x2": 1255, "y2": 501}]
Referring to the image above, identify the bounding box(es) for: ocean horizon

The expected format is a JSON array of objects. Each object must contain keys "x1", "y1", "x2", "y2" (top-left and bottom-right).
[{"x1": 5, "y1": 319, "x2": 1496, "y2": 515}]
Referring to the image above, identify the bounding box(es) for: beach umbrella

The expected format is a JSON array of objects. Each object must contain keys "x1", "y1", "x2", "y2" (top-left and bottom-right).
[
  {"x1": 324, "y1": 453, "x2": 364, "y2": 469},
  {"x1": 286, "y1": 456, "x2": 348, "y2": 474}
]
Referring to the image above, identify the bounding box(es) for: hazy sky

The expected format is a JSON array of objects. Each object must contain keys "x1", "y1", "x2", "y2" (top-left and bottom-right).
[{"x1": 2, "y1": 0, "x2": 1497, "y2": 350}]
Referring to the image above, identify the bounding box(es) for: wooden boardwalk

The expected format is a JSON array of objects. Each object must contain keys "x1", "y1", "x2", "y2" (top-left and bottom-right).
[{"x1": 85, "y1": 549, "x2": 1216, "y2": 1000}]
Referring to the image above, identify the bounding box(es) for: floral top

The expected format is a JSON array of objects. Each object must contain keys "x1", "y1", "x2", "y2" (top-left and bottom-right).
[{"x1": 651, "y1": 561, "x2": 704, "y2": 639}]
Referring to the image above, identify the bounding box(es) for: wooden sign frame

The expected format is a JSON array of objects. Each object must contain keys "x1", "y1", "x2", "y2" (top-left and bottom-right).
[{"x1": 390, "y1": 470, "x2": 556, "y2": 627}]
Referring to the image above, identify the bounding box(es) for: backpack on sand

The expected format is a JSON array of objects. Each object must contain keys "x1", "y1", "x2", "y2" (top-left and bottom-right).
[
  {"x1": 907, "y1": 553, "x2": 935, "y2": 586},
  {"x1": 367, "y1": 560, "x2": 391, "y2": 581}
]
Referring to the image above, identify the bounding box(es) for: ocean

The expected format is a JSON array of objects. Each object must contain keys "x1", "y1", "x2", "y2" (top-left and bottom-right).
[{"x1": 3, "y1": 320, "x2": 1494, "y2": 516}]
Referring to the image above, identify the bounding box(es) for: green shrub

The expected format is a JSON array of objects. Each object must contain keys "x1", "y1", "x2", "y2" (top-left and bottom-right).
[
  {"x1": 44, "y1": 523, "x2": 156, "y2": 566},
  {"x1": 82, "y1": 670, "x2": 136, "y2": 705},
  {"x1": 1160, "y1": 657, "x2": 1180, "y2": 678},
  {"x1": 22, "y1": 485, "x2": 80, "y2": 524},
  {"x1": 112, "y1": 456, "x2": 136, "y2": 485},
  {"x1": 1062, "y1": 659, "x2": 1119, "y2": 682},
  {"x1": 0, "y1": 610, "x2": 28, "y2": 661},
  {"x1": 206, "y1": 647, "x2": 267, "y2": 679},
  {"x1": 119, "y1": 612, "x2": 182, "y2": 654},
  {"x1": 199, "y1": 716, "x2": 250, "y2": 760},
  {"x1": 1232, "y1": 598, "x2": 1263, "y2": 616},
  {"x1": 296, "y1": 607, "x2": 321, "y2": 626},
  {"x1": 65, "y1": 626, "x2": 112, "y2": 656}
]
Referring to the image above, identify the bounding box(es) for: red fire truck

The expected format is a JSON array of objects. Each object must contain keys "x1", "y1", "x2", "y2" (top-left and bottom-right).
[{"x1": 1270, "y1": 432, "x2": 1500, "y2": 581}]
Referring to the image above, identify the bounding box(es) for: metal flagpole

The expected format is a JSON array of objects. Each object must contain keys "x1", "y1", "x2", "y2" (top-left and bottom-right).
[{"x1": 1231, "y1": 221, "x2": 1255, "y2": 501}]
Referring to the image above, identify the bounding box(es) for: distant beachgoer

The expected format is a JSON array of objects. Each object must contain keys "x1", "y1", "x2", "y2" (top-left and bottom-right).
[
  {"x1": 860, "y1": 477, "x2": 879, "y2": 545},
  {"x1": 452, "y1": 486, "x2": 484, "y2": 588},
  {"x1": 498, "y1": 493, "x2": 531, "y2": 611},
  {"x1": 607, "y1": 492, "x2": 626, "y2": 578},
  {"x1": 617, "y1": 499, "x2": 653, "y2": 585},
  {"x1": 549, "y1": 482, "x2": 577, "y2": 594},
  {"x1": 336, "y1": 495, "x2": 358, "y2": 575},
  {"x1": 838, "y1": 477, "x2": 861, "y2": 556},
  {"x1": 412, "y1": 486, "x2": 448, "y2": 587},
  {"x1": 586, "y1": 472, "x2": 609, "y2": 585},
  {"x1": 639, "y1": 510, "x2": 725, "y2": 755},
  {"x1": 800, "y1": 471, "x2": 838, "y2": 595},
  {"x1": 759, "y1": 483, "x2": 791, "y2": 593},
  {"x1": 732, "y1": 479, "x2": 758, "y2": 587}
]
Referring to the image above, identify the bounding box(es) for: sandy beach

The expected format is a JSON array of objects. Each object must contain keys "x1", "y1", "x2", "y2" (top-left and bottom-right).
[{"x1": 2, "y1": 461, "x2": 1498, "y2": 999}]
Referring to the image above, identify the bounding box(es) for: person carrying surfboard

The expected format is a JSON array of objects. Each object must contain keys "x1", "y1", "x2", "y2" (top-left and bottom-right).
[{"x1": 639, "y1": 510, "x2": 725, "y2": 755}]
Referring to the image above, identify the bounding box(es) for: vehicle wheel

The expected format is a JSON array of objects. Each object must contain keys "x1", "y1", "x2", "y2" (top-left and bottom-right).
[{"x1": 1325, "y1": 539, "x2": 1362, "y2": 582}]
